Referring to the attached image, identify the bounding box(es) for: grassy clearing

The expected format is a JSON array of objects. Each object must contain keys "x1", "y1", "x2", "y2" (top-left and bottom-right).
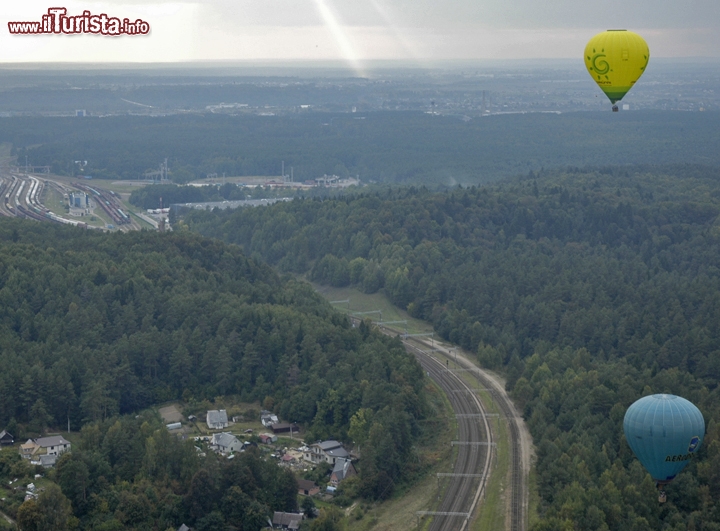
[
  {"x1": 527, "y1": 467, "x2": 540, "y2": 528},
  {"x1": 312, "y1": 284, "x2": 432, "y2": 336},
  {"x1": 39, "y1": 186, "x2": 65, "y2": 216},
  {"x1": 0, "y1": 143, "x2": 13, "y2": 160},
  {"x1": 82, "y1": 204, "x2": 113, "y2": 228},
  {"x1": 108, "y1": 184, "x2": 148, "y2": 194},
  {"x1": 472, "y1": 415, "x2": 509, "y2": 531},
  {"x1": 151, "y1": 401, "x2": 309, "y2": 452}
]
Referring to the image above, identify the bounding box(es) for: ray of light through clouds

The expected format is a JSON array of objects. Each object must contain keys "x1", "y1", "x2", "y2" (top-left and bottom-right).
[
  {"x1": 1, "y1": 0, "x2": 719, "y2": 63},
  {"x1": 310, "y1": 0, "x2": 366, "y2": 76},
  {"x1": 366, "y1": 0, "x2": 423, "y2": 62}
]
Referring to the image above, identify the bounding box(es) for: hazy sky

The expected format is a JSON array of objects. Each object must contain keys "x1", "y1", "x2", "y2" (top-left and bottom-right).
[{"x1": 2, "y1": 0, "x2": 719, "y2": 69}]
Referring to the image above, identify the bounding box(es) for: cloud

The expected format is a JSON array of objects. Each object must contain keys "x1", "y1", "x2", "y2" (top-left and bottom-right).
[
  {"x1": 2, "y1": 0, "x2": 719, "y2": 62},
  {"x1": 195, "y1": 0, "x2": 720, "y2": 30}
]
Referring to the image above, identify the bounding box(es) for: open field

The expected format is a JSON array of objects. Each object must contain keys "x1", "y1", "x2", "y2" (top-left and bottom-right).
[
  {"x1": 129, "y1": 209, "x2": 157, "y2": 230},
  {"x1": 158, "y1": 404, "x2": 184, "y2": 424},
  {"x1": 37, "y1": 185, "x2": 64, "y2": 215},
  {"x1": 0, "y1": 143, "x2": 12, "y2": 160},
  {"x1": 526, "y1": 468, "x2": 540, "y2": 529},
  {"x1": 312, "y1": 284, "x2": 433, "y2": 336}
]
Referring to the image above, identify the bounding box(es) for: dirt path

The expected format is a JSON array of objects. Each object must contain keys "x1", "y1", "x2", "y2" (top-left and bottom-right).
[{"x1": 0, "y1": 508, "x2": 15, "y2": 526}]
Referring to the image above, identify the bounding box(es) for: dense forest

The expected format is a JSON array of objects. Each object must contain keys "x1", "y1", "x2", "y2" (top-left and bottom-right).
[
  {"x1": 2, "y1": 111, "x2": 720, "y2": 184},
  {"x1": 0, "y1": 222, "x2": 431, "y2": 529},
  {"x1": 183, "y1": 164, "x2": 720, "y2": 530}
]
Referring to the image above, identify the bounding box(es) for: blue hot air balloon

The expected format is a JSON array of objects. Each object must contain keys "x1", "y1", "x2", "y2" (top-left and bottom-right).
[{"x1": 623, "y1": 394, "x2": 705, "y2": 502}]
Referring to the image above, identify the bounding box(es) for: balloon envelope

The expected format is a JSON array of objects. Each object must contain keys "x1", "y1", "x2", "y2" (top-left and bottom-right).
[
  {"x1": 584, "y1": 30, "x2": 650, "y2": 104},
  {"x1": 623, "y1": 394, "x2": 704, "y2": 483}
]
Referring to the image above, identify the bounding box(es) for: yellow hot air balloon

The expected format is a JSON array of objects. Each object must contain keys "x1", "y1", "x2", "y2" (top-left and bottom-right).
[{"x1": 584, "y1": 30, "x2": 649, "y2": 109}]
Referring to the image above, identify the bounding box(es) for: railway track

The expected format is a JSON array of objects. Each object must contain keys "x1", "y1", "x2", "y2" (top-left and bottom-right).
[
  {"x1": 409, "y1": 343, "x2": 493, "y2": 531},
  {"x1": 392, "y1": 328, "x2": 528, "y2": 531},
  {"x1": 425, "y1": 344, "x2": 527, "y2": 531},
  {"x1": 0, "y1": 168, "x2": 141, "y2": 231},
  {"x1": 348, "y1": 316, "x2": 495, "y2": 531}
]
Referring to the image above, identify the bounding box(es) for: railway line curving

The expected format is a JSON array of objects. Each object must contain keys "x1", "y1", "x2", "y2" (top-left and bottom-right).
[
  {"x1": 389, "y1": 327, "x2": 529, "y2": 531},
  {"x1": 410, "y1": 344, "x2": 493, "y2": 531}
]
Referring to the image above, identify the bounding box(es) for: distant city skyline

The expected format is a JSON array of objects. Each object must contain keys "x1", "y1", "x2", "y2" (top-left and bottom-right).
[{"x1": 2, "y1": 0, "x2": 719, "y2": 73}]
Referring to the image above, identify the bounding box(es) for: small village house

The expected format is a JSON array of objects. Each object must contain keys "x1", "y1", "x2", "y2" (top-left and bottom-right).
[
  {"x1": 297, "y1": 479, "x2": 320, "y2": 496},
  {"x1": 259, "y1": 433, "x2": 277, "y2": 444},
  {"x1": 272, "y1": 511, "x2": 304, "y2": 530},
  {"x1": 210, "y1": 432, "x2": 242, "y2": 455},
  {"x1": 20, "y1": 435, "x2": 71, "y2": 459},
  {"x1": 0, "y1": 430, "x2": 13, "y2": 446},
  {"x1": 330, "y1": 457, "x2": 356, "y2": 486},
  {"x1": 206, "y1": 409, "x2": 229, "y2": 430},
  {"x1": 270, "y1": 422, "x2": 299, "y2": 435},
  {"x1": 260, "y1": 410, "x2": 279, "y2": 427},
  {"x1": 303, "y1": 440, "x2": 349, "y2": 465}
]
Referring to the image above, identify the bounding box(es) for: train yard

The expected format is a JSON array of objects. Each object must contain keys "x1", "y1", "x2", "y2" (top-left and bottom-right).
[{"x1": 0, "y1": 169, "x2": 140, "y2": 231}]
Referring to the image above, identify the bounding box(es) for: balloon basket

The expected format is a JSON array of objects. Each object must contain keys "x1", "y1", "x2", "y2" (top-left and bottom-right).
[{"x1": 612, "y1": 105, "x2": 619, "y2": 112}]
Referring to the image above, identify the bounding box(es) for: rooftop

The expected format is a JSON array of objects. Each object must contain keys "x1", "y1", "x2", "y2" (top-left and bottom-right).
[
  {"x1": 207, "y1": 409, "x2": 228, "y2": 425},
  {"x1": 35, "y1": 436, "x2": 70, "y2": 448},
  {"x1": 316, "y1": 440, "x2": 343, "y2": 451},
  {"x1": 212, "y1": 432, "x2": 238, "y2": 447}
]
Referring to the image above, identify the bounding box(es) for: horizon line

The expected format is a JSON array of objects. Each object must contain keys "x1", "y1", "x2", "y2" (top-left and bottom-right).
[{"x1": 1, "y1": 56, "x2": 719, "y2": 68}]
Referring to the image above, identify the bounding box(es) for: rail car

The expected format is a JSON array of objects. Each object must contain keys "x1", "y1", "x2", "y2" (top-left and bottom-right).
[
  {"x1": 72, "y1": 182, "x2": 130, "y2": 225},
  {"x1": 46, "y1": 210, "x2": 88, "y2": 228}
]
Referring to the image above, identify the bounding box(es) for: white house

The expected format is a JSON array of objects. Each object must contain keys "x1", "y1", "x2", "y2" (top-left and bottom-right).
[
  {"x1": 303, "y1": 440, "x2": 349, "y2": 465},
  {"x1": 206, "y1": 409, "x2": 229, "y2": 430},
  {"x1": 20, "y1": 435, "x2": 71, "y2": 460},
  {"x1": 260, "y1": 410, "x2": 279, "y2": 427},
  {"x1": 210, "y1": 432, "x2": 242, "y2": 455}
]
